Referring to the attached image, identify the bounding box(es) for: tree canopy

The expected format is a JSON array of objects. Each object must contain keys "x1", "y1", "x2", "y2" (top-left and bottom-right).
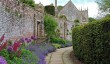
[
  {"x1": 44, "y1": 14, "x2": 58, "y2": 37},
  {"x1": 97, "y1": 0, "x2": 110, "y2": 12}
]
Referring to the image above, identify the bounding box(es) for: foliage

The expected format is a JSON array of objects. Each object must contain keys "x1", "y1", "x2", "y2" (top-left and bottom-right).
[
  {"x1": 89, "y1": 17, "x2": 96, "y2": 22},
  {"x1": 52, "y1": 44, "x2": 61, "y2": 49},
  {"x1": 50, "y1": 37, "x2": 66, "y2": 44},
  {"x1": 72, "y1": 18, "x2": 110, "y2": 64},
  {"x1": 0, "y1": 35, "x2": 39, "y2": 64},
  {"x1": 96, "y1": 0, "x2": 110, "y2": 12},
  {"x1": 104, "y1": 14, "x2": 110, "y2": 18},
  {"x1": 44, "y1": 14, "x2": 58, "y2": 37},
  {"x1": 19, "y1": 0, "x2": 36, "y2": 8},
  {"x1": 59, "y1": 15, "x2": 67, "y2": 20},
  {"x1": 44, "y1": 6, "x2": 55, "y2": 16},
  {"x1": 0, "y1": 49, "x2": 39, "y2": 64},
  {"x1": 21, "y1": 49, "x2": 39, "y2": 64},
  {"x1": 74, "y1": 19, "x2": 80, "y2": 27}
]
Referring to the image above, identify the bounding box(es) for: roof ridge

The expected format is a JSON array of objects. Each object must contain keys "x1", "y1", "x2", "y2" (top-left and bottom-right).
[{"x1": 59, "y1": 0, "x2": 79, "y2": 14}]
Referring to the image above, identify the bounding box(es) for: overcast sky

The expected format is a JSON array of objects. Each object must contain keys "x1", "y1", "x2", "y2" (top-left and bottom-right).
[{"x1": 34, "y1": 0, "x2": 99, "y2": 18}]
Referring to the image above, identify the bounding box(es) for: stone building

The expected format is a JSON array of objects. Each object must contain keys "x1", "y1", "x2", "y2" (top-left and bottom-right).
[
  {"x1": 55, "y1": 0, "x2": 88, "y2": 40},
  {"x1": 58, "y1": 0, "x2": 88, "y2": 23}
]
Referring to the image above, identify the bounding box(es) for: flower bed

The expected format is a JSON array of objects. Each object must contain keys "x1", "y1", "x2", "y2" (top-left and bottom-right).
[
  {"x1": 0, "y1": 34, "x2": 57, "y2": 64},
  {"x1": 0, "y1": 34, "x2": 39, "y2": 64},
  {"x1": 27, "y1": 43, "x2": 56, "y2": 64},
  {"x1": 0, "y1": 33, "x2": 72, "y2": 64}
]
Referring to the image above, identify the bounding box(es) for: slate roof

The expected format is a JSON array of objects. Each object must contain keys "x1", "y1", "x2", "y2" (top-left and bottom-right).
[{"x1": 58, "y1": 0, "x2": 80, "y2": 21}]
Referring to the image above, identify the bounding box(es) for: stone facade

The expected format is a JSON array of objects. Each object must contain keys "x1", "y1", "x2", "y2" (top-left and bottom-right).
[
  {"x1": 58, "y1": 0, "x2": 88, "y2": 23},
  {"x1": 0, "y1": 0, "x2": 44, "y2": 40},
  {"x1": 57, "y1": 0, "x2": 88, "y2": 40}
]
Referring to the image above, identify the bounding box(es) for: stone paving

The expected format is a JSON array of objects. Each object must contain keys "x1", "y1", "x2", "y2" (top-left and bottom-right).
[{"x1": 45, "y1": 47, "x2": 74, "y2": 64}]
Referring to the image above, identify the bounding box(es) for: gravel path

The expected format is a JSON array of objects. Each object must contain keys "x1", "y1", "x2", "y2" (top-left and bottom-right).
[{"x1": 45, "y1": 47, "x2": 74, "y2": 64}]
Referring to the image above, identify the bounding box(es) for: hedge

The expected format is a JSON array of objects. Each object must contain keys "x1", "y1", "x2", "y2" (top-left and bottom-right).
[{"x1": 72, "y1": 18, "x2": 110, "y2": 64}]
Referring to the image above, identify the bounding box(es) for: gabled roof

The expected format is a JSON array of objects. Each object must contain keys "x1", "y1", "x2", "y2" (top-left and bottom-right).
[{"x1": 58, "y1": 0, "x2": 80, "y2": 20}]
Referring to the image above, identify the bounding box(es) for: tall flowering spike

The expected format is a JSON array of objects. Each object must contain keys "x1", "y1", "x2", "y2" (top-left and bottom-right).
[
  {"x1": 0, "y1": 56, "x2": 7, "y2": 64},
  {"x1": 0, "y1": 33, "x2": 5, "y2": 42},
  {"x1": 13, "y1": 41, "x2": 21, "y2": 52}
]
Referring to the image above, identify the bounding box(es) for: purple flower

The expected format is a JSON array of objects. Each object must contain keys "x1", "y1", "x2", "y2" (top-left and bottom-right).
[
  {"x1": 25, "y1": 38, "x2": 28, "y2": 41},
  {"x1": 26, "y1": 38, "x2": 31, "y2": 43},
  {"x1": 0, "y1": 56, "x2": 7, "y2": 64},
  {"x1": 7, "y1": 46, "x2": 13, "y2": 53},
  {"x1": 20, "y1": 38, "x2": 25, "y2": 43},
  {"x1": 31, "y1": 36, "x2": 37, "y2": 40}
]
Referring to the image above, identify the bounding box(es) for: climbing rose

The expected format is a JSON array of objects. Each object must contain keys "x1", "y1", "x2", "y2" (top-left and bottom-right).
[{"x1": 0, "y1": 56, "x2": 7, "y2": 64}]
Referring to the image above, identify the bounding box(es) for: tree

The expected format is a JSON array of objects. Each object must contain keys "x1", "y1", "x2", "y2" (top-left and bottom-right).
[
  {"x1": 89, "y1": 17, "x2": 96, "y2": 22},
  {"x1": 44, "y1": 14, "x2": 58, "y2": 42},
  {"x1": 96, "y1": 0, "x2": 110, "y2": 12}
]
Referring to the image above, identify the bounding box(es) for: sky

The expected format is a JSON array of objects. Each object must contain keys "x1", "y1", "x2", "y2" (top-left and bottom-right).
[{"x1": 34, "y1": 0, "x2": 99, "y2": 18}]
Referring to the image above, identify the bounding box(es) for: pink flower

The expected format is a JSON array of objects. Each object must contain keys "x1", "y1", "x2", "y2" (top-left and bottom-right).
[{"x1": 13, "y1": 41, "x2": 21, "y2": 52}]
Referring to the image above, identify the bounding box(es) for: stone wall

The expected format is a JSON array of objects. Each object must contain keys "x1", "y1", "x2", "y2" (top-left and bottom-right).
[{"x1": 0, "y1": 0, "x2": 44, "y2": 40}]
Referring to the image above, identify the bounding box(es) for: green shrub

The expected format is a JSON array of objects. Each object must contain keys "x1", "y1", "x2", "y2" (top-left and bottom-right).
[
  {"x1": 50, "y1": 37, "x2": 66, "y2": 44},
  {"x1": 72, "y1": 18, "x2": 110, "y2": 64},
  {"x1": 52, "y1": 44, "x2": 61, "y2": 49}
]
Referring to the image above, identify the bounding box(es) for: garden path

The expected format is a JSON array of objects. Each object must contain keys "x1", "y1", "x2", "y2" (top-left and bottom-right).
[{"x1": 45, "y1": 47, "x2": 74, "y2": 64}]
